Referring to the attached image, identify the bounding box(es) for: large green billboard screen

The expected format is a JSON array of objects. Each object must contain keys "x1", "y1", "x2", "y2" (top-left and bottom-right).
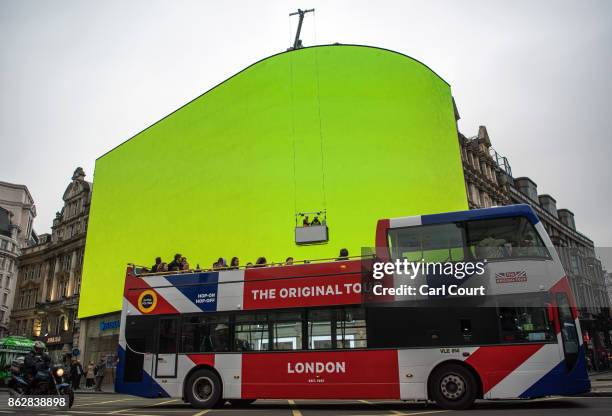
[{"x1": 79, "y1": 45, "x2": 468, "y2": 318}]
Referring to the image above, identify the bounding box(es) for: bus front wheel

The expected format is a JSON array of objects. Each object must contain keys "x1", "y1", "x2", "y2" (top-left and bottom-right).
[
  {"x1": 429, "y1": 364, "x2": 478, "y2": 410},
  {"x1": 185, "y1": 369, "x2": 222, "y2": 409}
]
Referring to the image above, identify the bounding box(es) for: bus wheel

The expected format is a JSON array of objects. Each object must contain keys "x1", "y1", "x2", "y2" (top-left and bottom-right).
[
  {"x1": 186, "y1": 369, "x2": 222, "y2": 409},
  {"x1": 429, "y1": 364, "x2": 477, "y2": 410},
  {"x1": 228, "y1": 399, "x2": 256, "y2": 407}
]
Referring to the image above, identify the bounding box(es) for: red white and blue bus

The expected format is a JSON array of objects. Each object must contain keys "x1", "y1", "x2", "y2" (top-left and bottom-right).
[{"x1": 116, "y1": 204, "x2": 590, "y2": 410}]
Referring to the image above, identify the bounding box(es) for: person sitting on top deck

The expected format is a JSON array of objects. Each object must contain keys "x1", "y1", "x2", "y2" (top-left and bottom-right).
[
  {"x1": 311, "y1": 216, "x2": 321, "y2": 226},
  {"x1": 168, "y1": 253, "x2": 182, "y2": 271},
  {"x1": 213, "y1": 257, "x2": 227, "y2": 270},
  {"x1": 229, "y1": 257, "x2": 239, "y2": 269},
  {"x1": 151, "y1": 257, "x2": 162, "y2": 273},
  {"x1": 254, "y1": 257, "x2": 267, "y2": 267},
  {"x1": 336, "y1": 248, "x2": 349, "y2": 261},
  {"x1": 285, "y1": 256, "x2": 294, "y2": 265},
  {"x1": 302, "y1": 215, "x2": 310, "y2": 227},
  {"x1": 180, "y1": 257, "x2": 190, "y2": 271}
]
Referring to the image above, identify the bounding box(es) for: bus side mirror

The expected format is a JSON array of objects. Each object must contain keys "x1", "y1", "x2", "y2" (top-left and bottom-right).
[{"x1": 546, "y1": 303, "x2": 555, "y2": 322}]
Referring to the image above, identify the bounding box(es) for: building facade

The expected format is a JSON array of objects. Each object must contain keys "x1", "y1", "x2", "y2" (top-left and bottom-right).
[
  {"x1": 0, "y1": 181, "x2": 37, "y2": 338},
  {"x1": 9, "y1": 168, "x2": 91, "y2": 363},
  {"x1": 459, "y1": 125, "x2": 611, "y2": 370}
]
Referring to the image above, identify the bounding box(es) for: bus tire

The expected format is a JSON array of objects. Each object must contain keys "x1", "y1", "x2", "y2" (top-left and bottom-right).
[
  {"x1": 429, "y1": 363, "x2": 478, "y2": 410},
  {"x1": 185, "y1": 368, "x2": 222, "y2": 409},
  {"x1": 228, "y1": 399, "x2": 256, "y2": 407}
]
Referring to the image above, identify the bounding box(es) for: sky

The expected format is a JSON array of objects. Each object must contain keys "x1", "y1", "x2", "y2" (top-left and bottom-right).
[{"x1": 1, "y1": 0, "x2": 611, "y2": 266}]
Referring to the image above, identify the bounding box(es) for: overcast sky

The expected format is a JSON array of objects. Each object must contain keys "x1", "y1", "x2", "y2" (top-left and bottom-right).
[{"x1": 1, "y1": 0, "x2": 611, "y2": 266}]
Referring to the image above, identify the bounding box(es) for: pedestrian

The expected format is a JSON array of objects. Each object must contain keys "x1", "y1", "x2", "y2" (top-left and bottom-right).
[
  {"x1": 70, "y1": 358, "x2": 83, "y2": 390},
  {"x1": 86, "y1": 361, "x2": 95, "y2": 389},
  {"x1": 95, "y1": 358, "x2": 106, "y2": 391}
]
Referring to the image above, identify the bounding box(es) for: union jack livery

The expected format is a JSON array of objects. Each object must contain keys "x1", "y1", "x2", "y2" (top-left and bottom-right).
[{"x1": 116, "y1": 205, "x2": 590, "y2": 410}]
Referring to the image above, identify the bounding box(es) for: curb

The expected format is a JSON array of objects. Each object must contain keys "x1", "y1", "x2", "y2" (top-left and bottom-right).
[
  {"x1": 576, "y1": 392, "x2": 612, "y2": 397},
  {"x1": 74, "y1": 390, "x2": 116, "y2": 395}
]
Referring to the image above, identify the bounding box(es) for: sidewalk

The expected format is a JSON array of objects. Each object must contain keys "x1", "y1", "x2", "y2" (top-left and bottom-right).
[
  {"x1": 74, "y1": 384, "x2": 116, "y2": 394},
  {"x1": 588, "y1": 370, "x2": 612, "y2": 396}
]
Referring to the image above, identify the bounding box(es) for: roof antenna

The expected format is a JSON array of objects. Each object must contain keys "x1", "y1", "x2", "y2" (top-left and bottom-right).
[{"x1": 288, "y1": 8, "x2": 315, "y2": 50}]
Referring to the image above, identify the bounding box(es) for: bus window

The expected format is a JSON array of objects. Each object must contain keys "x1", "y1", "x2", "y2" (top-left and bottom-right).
[
  {"x1": 235, "y1": 313, "x2": 269, "y2": 351},
  {"x1": 465, "y1": 216, "x2": 549, "y2": 260},
  {"x1": 388, "y1": 223, "x2": 465, "y2": 262},
  {"x1": 308, "y1": 310, "x2": 333, "y2": 349},
  {"x1": 181, "y1": 314, "x2": 230, "y2": 353},
  {"x1": 158, "y1": 318, "x2": 178, "y2": 354},
  {"x1": 270, "y1": 311, "x2": 303, "y2": 350},
  {"x1": 336, "y1": 307, "x2": 366, "y2": 348},
  {"x1": 125, "y1": 315, "x2": 156, "y2": 353},
  {"x1": 556, "y1": 293, "x2": 579, "y2": 370},
  {"x1": 498, "y1": 296, "x2": 555, "y2": 343}
]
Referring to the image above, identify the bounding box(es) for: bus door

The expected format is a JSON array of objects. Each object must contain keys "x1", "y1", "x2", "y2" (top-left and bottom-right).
[
  {"x1": 156, "y1": 317, "x2": 179, "y2": 378},
  {"x1": 123, "y1": 315, "x2": 156, "y2": 397},
  {"x1": 555, "y1": 293, "x2": 580, "y2": 371}
]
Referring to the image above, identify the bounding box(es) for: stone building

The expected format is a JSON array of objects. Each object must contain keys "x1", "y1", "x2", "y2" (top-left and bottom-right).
[
  {"x1": 0, "y1": 181, "x2": 37, "y2": 338},
  {"x1": 9, "y1": 168, "x2": 91, "y2": 363},
  {"x1": 460, "y1": 125, "x2": 611, "y2": 369}
]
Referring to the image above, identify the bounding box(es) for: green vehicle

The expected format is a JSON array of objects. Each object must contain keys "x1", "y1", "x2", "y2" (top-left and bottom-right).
[{"x1": 0, "y1": 336, "x2": 35, "y2": 381}]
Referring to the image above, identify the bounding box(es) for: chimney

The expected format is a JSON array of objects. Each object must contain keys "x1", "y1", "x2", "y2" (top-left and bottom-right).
[
  {"x1": 514, "y1": 177, "x2": 538, "y2": 202},
  {"x1": 538, "y1": 194, "x2": 558, "y2": 218},
  {"x1": 558, "y1": 209, "x2": 576, "y2": 230}
]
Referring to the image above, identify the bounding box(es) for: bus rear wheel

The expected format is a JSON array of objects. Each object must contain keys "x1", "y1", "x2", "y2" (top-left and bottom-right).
[
  {"x1": 186, "y1": 369, "x2": 222, "y2": 409},
  {"x1": 429, "y1": 364, "x2": 478, "y2": 410}
]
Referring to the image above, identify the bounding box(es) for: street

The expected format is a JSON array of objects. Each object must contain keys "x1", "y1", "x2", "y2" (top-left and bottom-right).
[{"x1": 1, "y1": 394, "x2": 612, "y2": 416}]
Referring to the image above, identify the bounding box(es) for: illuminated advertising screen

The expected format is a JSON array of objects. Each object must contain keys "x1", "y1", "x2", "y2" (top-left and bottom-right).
[{"x1": 79, "y1": 45, "x2": 468, "y2": 318}]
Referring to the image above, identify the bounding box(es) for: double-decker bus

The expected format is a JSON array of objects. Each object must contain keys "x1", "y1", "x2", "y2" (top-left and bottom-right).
[{"x1": 115, "y1": 204, "x2": 590, "y2": 410}]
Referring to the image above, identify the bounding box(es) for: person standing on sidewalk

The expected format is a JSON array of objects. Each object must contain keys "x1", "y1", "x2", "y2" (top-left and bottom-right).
[
  {"x1": 86, "y1": 361, "x2": 95, "y2": 389},
  {"x1": 95, "y1": 358, "x2": 106, "y2": 391},
  {"x1": 70, "y1": 358, "x2": 83, "y2": 390}
]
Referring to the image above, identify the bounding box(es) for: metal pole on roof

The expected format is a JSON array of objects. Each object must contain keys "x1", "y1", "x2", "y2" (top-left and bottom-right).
[{"x1": 289, "y1": 8, "x2": 315, "y2": 50}]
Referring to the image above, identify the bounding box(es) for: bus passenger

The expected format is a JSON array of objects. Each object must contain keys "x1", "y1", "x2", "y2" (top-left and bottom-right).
[
  {"x1": 229, "y1": 257, "x2": 239, "y2": 269},
  {"x1": 303, "y1": 216, "x2": 310, "y2": 227},
  {"x1": 336, "y1": 248, "x2": 349, "y2": 261},
  {"x1": 215, "y1": 258, "x2": 228, "y2": 270},
  {"x1": 285, "y1": 257, "x2": 294, "y2": 265},
  {"x1": 151, "y1": 257, "x2": 162, "y2": 273},
  {"x1": 255, "y1": 257, "x2": 267, "y2": 267},
  {"x1": 168, "y1": 254, "x2": 182, "y2": 271},
  {"x1": 180, "y1": 257, "x2": 190, "y2": 270}
]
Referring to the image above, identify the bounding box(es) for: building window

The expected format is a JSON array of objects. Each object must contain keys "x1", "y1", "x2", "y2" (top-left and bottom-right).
[
  {"x1": 74, "y1": 274, "x2": 81, "y2": 295},
  {"x1": 58, "y1": 281, "x2": 67, "y2": 298}
]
